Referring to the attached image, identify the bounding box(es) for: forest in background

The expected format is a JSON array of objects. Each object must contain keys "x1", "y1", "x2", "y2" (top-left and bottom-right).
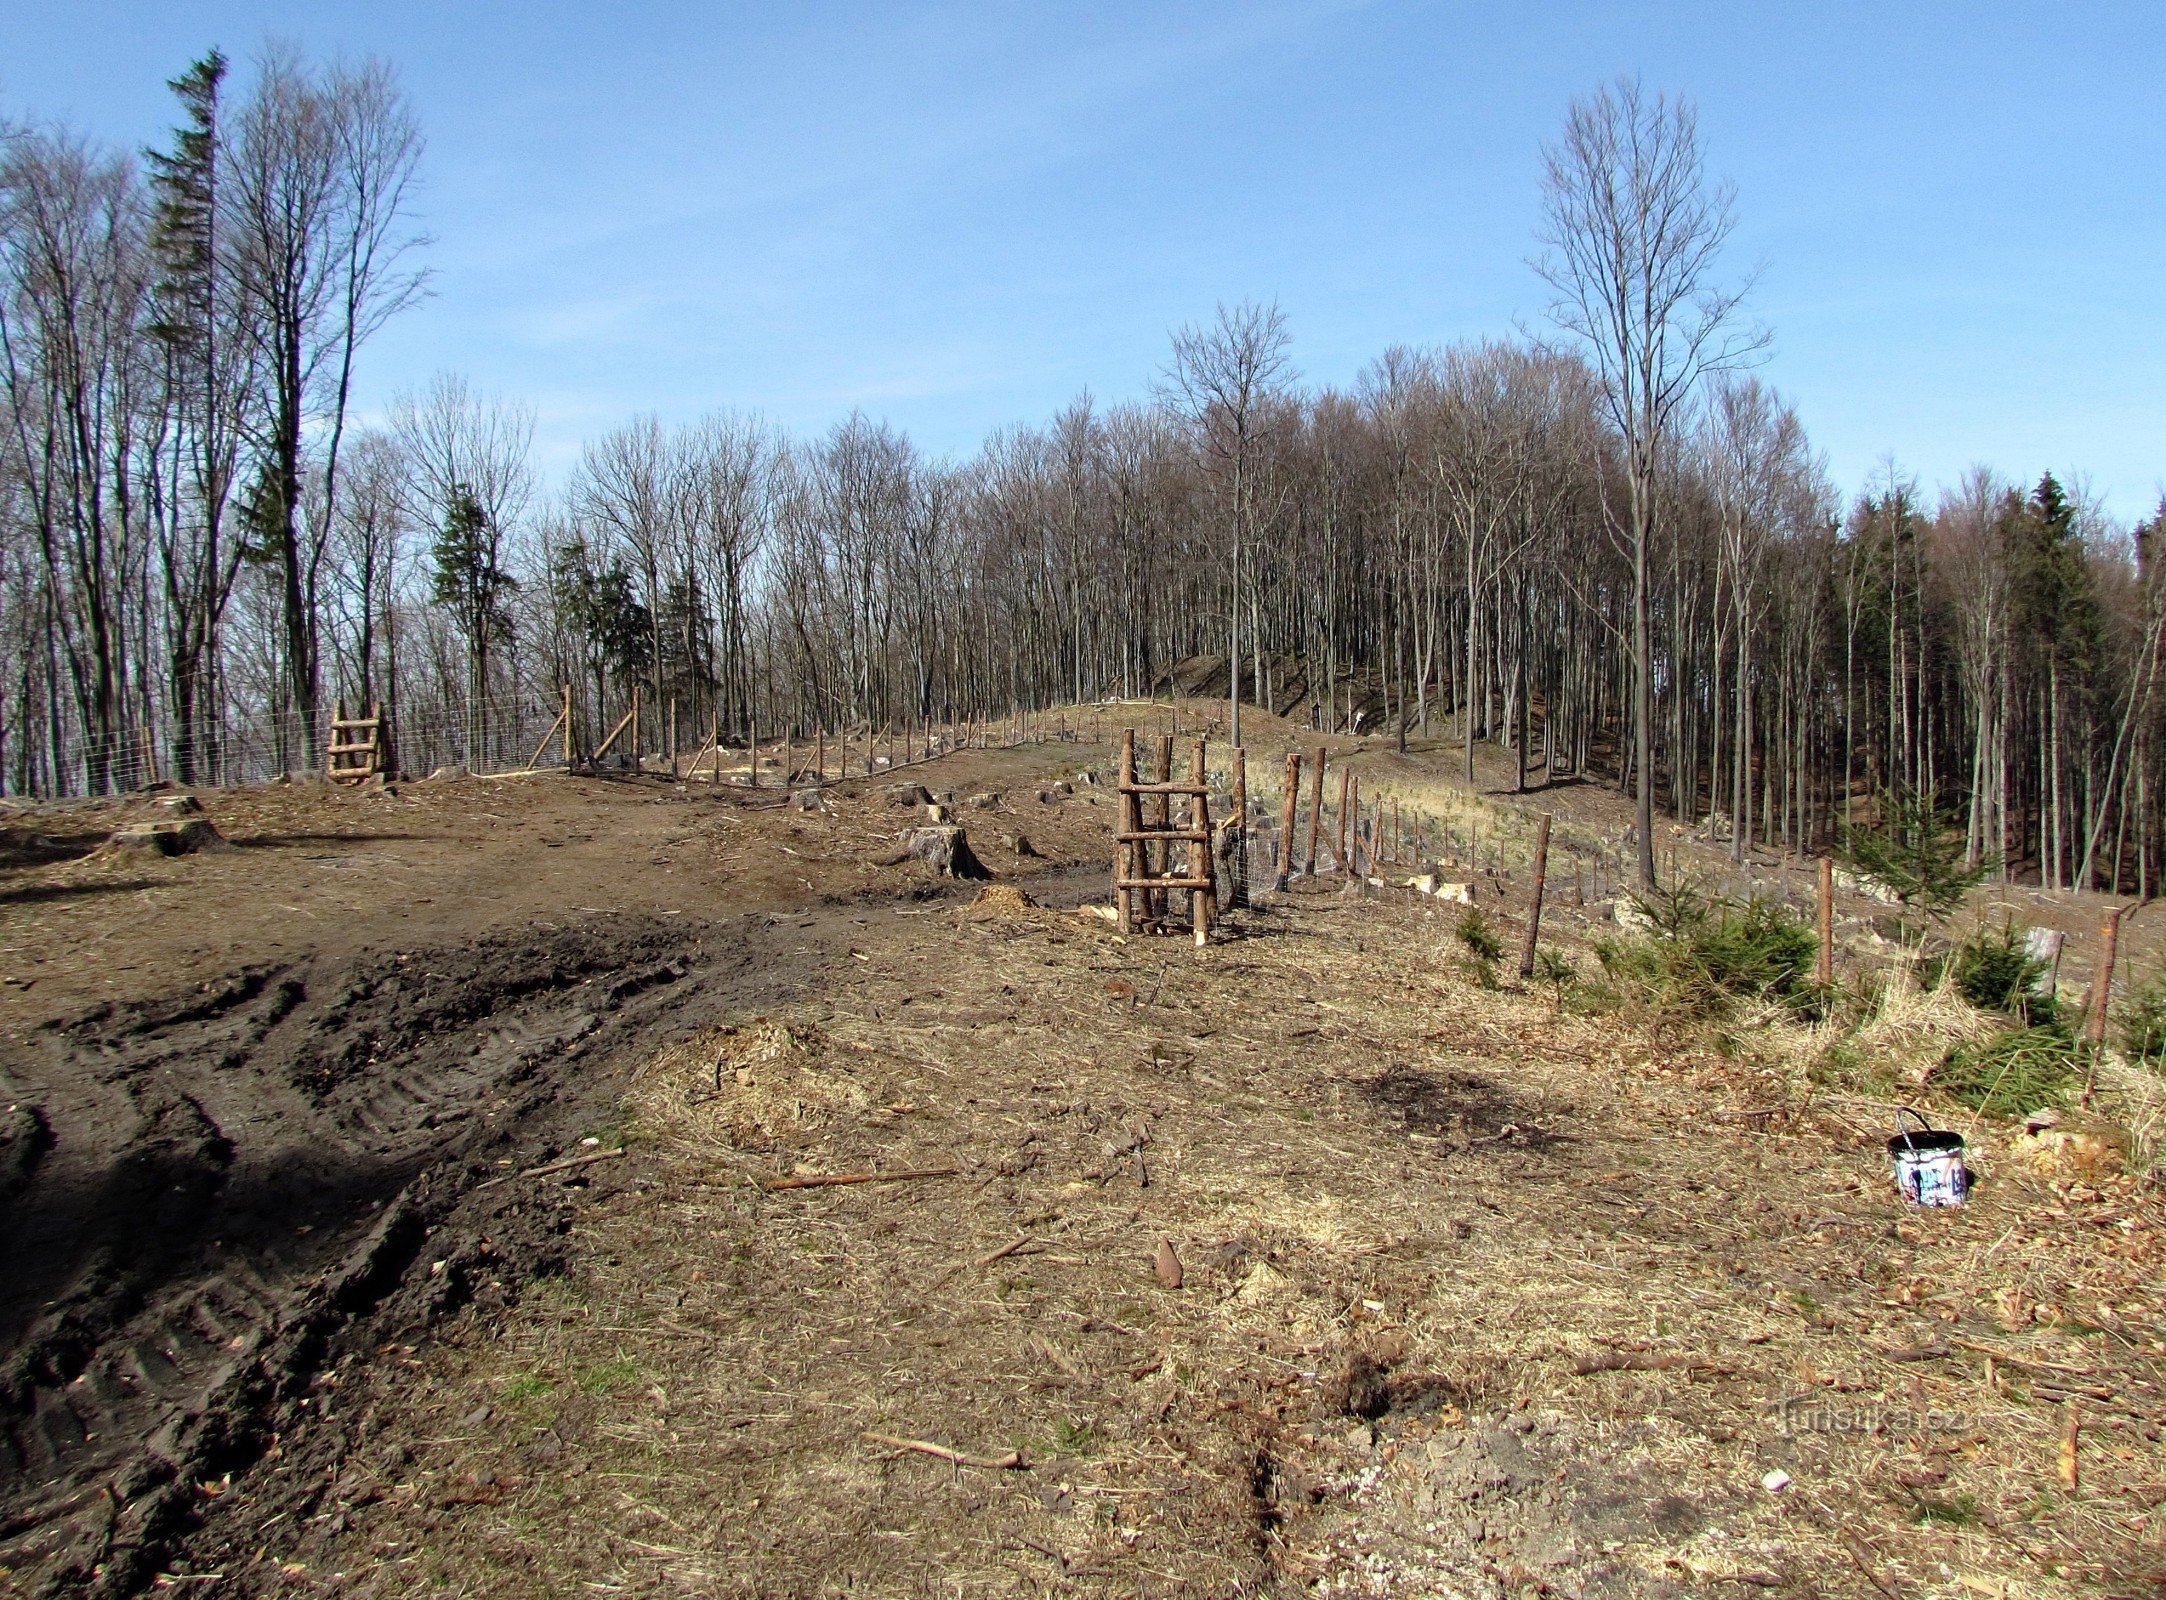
[{"x1": 5, "y1": 49, "x2": 2164, "y2": 895}]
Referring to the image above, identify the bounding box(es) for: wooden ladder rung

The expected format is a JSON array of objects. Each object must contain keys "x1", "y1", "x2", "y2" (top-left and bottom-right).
[
  {"x1": 1116, "y1": 829, "x2": 1210, "y2": 842},
  {"x1": 1115, "y1": 876, "x2": 1207, "y2": 890},
  {"x1": 1119, "y1": 781, "x2": 1209, "y2": 796},
  {"x1": 326, "y1": 741, "x2": 380, "y2": 756}
]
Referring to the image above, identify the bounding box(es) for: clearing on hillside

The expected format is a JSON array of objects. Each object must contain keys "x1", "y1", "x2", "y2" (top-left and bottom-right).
[{"x1": 0, "y1": 710, "x2": 2158, "y2": 1599}]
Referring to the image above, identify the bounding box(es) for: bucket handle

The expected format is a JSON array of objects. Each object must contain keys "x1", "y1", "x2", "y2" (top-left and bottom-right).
[{"x1": 1893, "y1": 1106, "x2": 1938, "y2": 1148}]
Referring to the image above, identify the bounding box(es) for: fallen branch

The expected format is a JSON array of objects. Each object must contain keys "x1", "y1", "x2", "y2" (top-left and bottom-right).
[
  {"x1": 1835, "y1": 1531, "x2": 1904, "y2": 1600},
  {"x1": 1950, "y1": 1338, "x2": 2093, "y2": 1375},
  {"x1": 1571, "y1": 1350, "x2": 1732, "y2": 1376},
  {"x1": 976, "y1": 1233, "x2": 1043, "y2": 1267},
  {"x1": 763, "y1": 1166, "x2": 961, "y2": 1192},
  {"x1": 1871, "y1": 1341, "x2": 1952, "y2": 1363},
  {"x1": 862, "y1": 1430, "x2": 1025, "y2": 1470},
  {"x1": 475, "y1": 1146, "x2": 626, "y2": 1190}
]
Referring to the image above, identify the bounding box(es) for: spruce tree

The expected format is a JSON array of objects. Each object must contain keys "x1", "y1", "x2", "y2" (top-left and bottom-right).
[{"x1": 432, "y1": 487, "x2": 517, "y2": 763}]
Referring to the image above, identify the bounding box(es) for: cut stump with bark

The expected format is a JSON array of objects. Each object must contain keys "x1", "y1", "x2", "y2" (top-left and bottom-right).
[
  {"x1": 873, "y1": 824, "x2": 991, "y2": 879},
  {"x1": 98, "y1": 817, "x2": 230, "y2": 858}
]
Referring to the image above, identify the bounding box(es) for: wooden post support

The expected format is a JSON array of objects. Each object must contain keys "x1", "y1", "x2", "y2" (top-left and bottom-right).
[
  {"x1": 591, "y1": 702, "x2": 637, "y2": 763},
  {"x1": 630, "y1": 686, "x2": 641, "y2": 770},
  {"x1": 1149, "y1": 733, "x2": 1173, "y2": 923},
  {"x1": 1815, "y1": 856, "x2": 1835, "y2": 988},
  {"x1": 749, "y1": 708, "x2": 759, "y2": 787},
  {"x1": 815, "y1": 726, "x2": 825, "y2": 783},
  {"x1": 562, "y1": 684, "x2": 573, "y2": 768},
  {"x1": 1517, "y1": 813, "x2": 1552, "y2": 981},
  {"x1": 2086, "y1": 906, "x2": 2127, "y2": 1047},
  {"x1": 783, "y1": 725, "x2": 794, "y2": 788},
  {"x1": 668, "y1": 697, "x2": 679, "y2": 778},
  {"x1": 1306, "y1": 747, "x2": 1326, "y2": 876},
  {"x1": 525, "y1": 692, "x2": 571, "y2": 773},
  {"x1": 1117, "y1": 729, "x2": 1141, "y2": 934},
  {"x1": 1276, "y1": 753, "x2": 1301, "y2": 890},
  {"x1": 1189, "y1": 740, "x2": 1213, "y2": 945}
]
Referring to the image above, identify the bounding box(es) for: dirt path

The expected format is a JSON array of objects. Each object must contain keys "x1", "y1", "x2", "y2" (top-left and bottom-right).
[{"x1": 0, "y1": 745, "x2": 1111, "y2": 1596}]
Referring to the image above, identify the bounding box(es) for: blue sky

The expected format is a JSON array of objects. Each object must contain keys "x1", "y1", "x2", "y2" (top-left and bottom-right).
[{"x1": 7, "y1": 1, "x2": 2164, "y2": 515}]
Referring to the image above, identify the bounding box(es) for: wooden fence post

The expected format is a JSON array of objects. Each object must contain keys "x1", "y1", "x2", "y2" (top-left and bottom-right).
[
  {"x1": 2086, "y1": 906, "x2": 2127, "y2": 1047},
  {"x1": 1116, "y1": 728, "x2": 1139, "y2": 934},
  {"x1": 1517, "y1": 813, "x2": 1552, "y2": 981},
  {"x1": 1815, "y1": 857, "x2": 1835, "y2": 988},
  {"x1": 1336, "y1": 766, "x2": 1354, "y2": 876},
  {"x1": 1152, "y1": 733, "x2": 1174, "y2": 923},
  {"x1": 1276, "y1": 752, "x2": 1301, "y2": 890},
  {"x1": 630, "y1": 687, "x2": 641, "y2": 770},
  {"x1": 1190, "y1": 739, "x2": 1213, "y2": 945},
  {"x1": 562, "y1": 684, "x2": 573, "y2": 768},
  {"x1": 1230, "y1": 745, "x2": 1248, "y2": 909},
  {"x1": 1306, "y1": 747, "x2": 1326, "y2": 877}
]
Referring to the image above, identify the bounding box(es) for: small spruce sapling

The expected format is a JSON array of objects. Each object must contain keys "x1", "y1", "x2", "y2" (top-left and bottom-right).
[{"x1": 1838, "y1": 785, "x2": 1989, "y2": 936}]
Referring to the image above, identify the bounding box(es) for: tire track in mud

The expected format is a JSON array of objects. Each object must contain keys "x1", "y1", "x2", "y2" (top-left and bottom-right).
[{"x1": 0, "y1": 915, "x2": 707, "y2": 1598}]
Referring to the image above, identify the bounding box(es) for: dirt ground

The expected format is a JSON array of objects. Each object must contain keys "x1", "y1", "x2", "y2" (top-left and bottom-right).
[{"x1": 0, "y1": 710, "x2": 2160, "y2": 1599}]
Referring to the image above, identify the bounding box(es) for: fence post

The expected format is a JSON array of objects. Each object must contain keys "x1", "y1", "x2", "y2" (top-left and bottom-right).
[
  {"x1": 1116, "y1": 728, "x2": 1139, "y2": 934},
  {"x1": 1336, "y1": 765, "x2": 1353, "y2": 876},
  {"x1": 630, "y1": 687, "x2": 641, "y2": 771},
  {"x1": 1230, "y1": 745, "x2": 1248, "y2": 909},
  {"x1": 1815, "y1": 857, "x2": 1835, "y2": 988},
  {"x1": 1517, "y1": 813, "x2": 1552, "y2": 981},
  {"x1": 1151, "y1": 733, "x2": 1174, "y2": 924},
  {"x1": 1189, "y1": 739, "x2": 1213, "y2": 946},
  {"x1": 1276, "y1": 752, "x2": 1301, "y2": 890},
  {"x1": 2086, "y1": 906, "x2": 2127, "y2": 1047},
  {"x1": 1306, "y1": 748, "x2": 1326, "y2": 876}
]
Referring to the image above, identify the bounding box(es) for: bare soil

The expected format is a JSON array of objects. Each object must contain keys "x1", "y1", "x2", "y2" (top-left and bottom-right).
[{"x1": 0, "y1": 714, "x2": 2158, "y2": 1599}]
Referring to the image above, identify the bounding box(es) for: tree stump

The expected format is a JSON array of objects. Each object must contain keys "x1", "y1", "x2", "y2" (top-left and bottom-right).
[
  {"x1": 99, "y1": 817, "x2": 229, "y2": 858},
  {"x1": 896, "y1": 824, "x2": 989, "y2": 879}
]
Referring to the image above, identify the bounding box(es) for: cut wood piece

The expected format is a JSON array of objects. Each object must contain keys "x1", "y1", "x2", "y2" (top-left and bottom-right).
[{"x1": 1153, "y1": 1238, "x2": 1184, "y2": 1289}]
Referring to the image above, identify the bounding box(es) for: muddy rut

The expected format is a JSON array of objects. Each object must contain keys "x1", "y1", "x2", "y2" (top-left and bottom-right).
[{"x1": 0, "y1": 915, "x2": 708, "y2": 1597}]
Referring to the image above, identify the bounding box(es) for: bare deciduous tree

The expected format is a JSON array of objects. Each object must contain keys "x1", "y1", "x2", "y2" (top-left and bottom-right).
[
  {"x1": 1160, "y1": 299, "x2": 1293, "y2": 749},
  {"x1": 1535, "y1": 75, "x2": 1763, "y2": 888}
]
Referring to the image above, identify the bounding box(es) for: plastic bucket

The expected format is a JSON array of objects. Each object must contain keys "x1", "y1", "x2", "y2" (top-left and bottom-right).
[{"x1": 1888, "y1": 1108, "x2": 1967, "y2": 1207}]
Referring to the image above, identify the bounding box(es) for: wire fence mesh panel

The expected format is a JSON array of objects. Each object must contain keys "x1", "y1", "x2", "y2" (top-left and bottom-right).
[{"x1": 7, "y1": 691, "x2": 595, "y2": 800}]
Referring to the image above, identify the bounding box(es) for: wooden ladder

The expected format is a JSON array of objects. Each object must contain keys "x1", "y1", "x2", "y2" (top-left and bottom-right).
[
  {"x1": 1113, "y1": 727, "x2": 1217, "y2": 945},
  {"x1": 326, "y1": 699, "x2": 388, "y2": 786}
]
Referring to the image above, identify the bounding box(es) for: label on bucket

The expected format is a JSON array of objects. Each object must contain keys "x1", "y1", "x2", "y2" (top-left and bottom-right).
[{"x1": 1892, "y1": 1145, "x2": 1967, "y2": 1207}]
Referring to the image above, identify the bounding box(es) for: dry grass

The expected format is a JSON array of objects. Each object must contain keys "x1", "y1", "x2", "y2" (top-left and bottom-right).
[{"x1": 263, "y1": 869, "x2": 2165, "y2": 1600}]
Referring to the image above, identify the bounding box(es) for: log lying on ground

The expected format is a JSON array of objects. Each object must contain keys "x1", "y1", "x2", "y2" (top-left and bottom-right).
[{"x1": 98, "y1": 816, "x2": 230, "y2": 858}]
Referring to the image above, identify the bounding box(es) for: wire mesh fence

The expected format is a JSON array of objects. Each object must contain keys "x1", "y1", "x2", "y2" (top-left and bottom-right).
[{"x1": 9, "y1": 691, "x2": 583, "y2": 800}]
